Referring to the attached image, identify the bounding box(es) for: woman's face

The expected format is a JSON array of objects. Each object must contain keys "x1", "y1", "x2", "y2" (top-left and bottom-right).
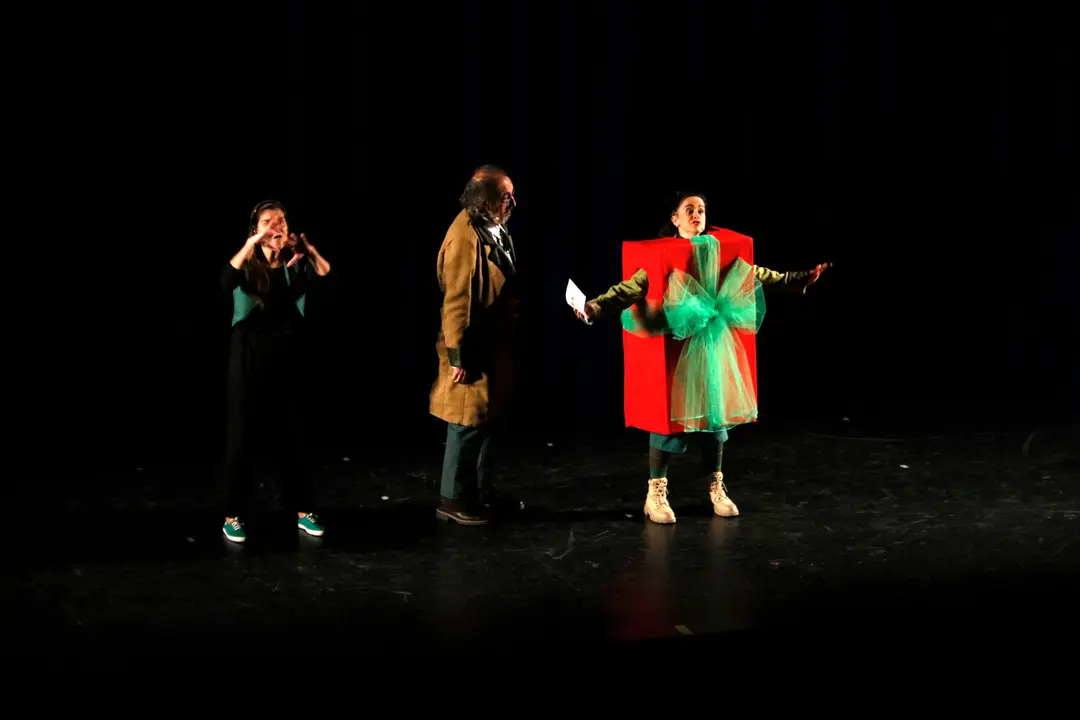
[
  {"x1": 256, "y1": 208, "x2": 289, "y2": 251},
  {"x1": 671, "y1": 196, "x2": 706, "y2": 238}
]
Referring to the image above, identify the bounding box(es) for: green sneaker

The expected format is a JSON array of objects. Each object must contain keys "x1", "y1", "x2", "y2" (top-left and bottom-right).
[
  {"x1": 297, "y1": 513, "x2": 324, "y2": 537},
  {"x1": 223, "y1": 518, "x2": 246, "y2": 543}
]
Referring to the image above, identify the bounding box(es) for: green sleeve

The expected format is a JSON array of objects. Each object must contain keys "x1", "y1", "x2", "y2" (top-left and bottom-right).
[
  {"x1": 753, "y1": 265, "x2": 811, "y2": 294},
  {"x1": 587, "y1": 268, "x2": 649, "y2": 319}
]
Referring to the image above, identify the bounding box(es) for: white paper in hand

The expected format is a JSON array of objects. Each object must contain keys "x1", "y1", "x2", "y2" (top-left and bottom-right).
[{"x1": 566, "y1": 279, "x2": 592, "y2": 324}]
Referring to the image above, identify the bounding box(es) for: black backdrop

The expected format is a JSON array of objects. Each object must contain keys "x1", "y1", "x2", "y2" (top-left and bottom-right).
[{"x1": 52, "y1": 1, "x2": 1077, "y2": 469}]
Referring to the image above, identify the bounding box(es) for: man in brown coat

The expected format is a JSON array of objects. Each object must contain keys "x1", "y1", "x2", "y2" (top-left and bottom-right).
[{"x1": 430, "y1": 165, "x2": 520, "y2": 525}]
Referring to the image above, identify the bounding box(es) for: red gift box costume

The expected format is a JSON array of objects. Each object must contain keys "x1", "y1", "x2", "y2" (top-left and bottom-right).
[{"x1": 619, "y1": 228, "x2": 762, "y2": 436}]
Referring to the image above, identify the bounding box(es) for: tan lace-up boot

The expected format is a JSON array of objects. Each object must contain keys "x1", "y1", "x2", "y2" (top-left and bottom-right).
[
  {"x1": 644, "y1": 477, "x2": 676, "y2": 524},
  {"x1": 709, "y1": 471, "x2": 739, "y2": 517}
]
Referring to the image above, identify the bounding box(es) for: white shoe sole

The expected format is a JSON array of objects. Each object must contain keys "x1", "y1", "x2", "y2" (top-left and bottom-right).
[{"x1": 298, "y1": 524, "x2": 324, "y2": 536}]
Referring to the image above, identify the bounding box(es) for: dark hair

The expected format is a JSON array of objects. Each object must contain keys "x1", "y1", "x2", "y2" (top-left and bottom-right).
[
  {"x1": 245, "y1": 199, "x2": 288, "y2": 298},
  {"x1": 459, "y1": 165, "x2": 507, "y2": 224},
  {"x1": 656, "y1": 190, "x2": 708, "y2": 237}
]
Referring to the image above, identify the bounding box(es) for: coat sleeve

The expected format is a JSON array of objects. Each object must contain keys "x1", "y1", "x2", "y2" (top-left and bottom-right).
[
  {"x1": 587, "y1": 268, "x2": 649, "y2": 319},
  {"x1": 753, "y1": 264, "x2": 811, "y2": 294},
  {"x1": 438, "y1": 234, "x2": 477, "y2": 368}
]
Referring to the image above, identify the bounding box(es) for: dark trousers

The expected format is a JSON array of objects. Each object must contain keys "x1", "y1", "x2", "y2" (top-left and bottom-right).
[
  {"x1": 223, "y1": 402, "x2": 313, "y2": 517},
  {"x1": 440, "y1": 422, "x2": 493, "y2": 501},
  {"x1": 223, "y1": 333, "x2": 315, "y2": 518},
  {"x1": 648, "y1": 430, "x2": 728, "y2": 479}
]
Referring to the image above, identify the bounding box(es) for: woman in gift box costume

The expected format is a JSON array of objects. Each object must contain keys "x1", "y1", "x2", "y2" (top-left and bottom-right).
[{"x1": 575, "y1": 192, "x2": 829, "y2": 524}]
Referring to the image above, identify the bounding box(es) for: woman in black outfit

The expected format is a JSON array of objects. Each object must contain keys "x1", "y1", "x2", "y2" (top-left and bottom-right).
[{"x1": 220, "y1": 200, "x2": 332, "y2": 543}]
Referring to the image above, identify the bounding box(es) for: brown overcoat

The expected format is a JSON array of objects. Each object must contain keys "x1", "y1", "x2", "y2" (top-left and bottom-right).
[{"x1": 429, "y1": 209, "x2": 519, "y2": 427}]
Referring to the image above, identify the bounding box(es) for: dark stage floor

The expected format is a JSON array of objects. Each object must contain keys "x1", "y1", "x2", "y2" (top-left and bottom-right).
[{"x1": 5, "y1": 421, "x2": 1079, "y2": 665}]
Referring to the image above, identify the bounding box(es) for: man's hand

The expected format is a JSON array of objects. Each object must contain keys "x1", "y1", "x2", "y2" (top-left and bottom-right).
[{"x1": 451, "y1": 366, "x2": 466, "y2": 383}]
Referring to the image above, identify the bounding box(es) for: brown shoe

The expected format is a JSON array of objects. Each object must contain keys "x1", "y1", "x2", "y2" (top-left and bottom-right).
[{"x1": 435, "y1": 498, "x2": 490, "y2": 525}]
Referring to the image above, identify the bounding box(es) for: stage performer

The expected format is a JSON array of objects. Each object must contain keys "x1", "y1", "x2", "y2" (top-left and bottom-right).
[
  {"x1": 220, "y1": 200, "x2": 333, "y2": 543},
  {"x1": 575, "y1": 192, "x2": 830, "y2": 524},
  {"x1": 430, "y1": 166, "x2": 522, "y2": 525}
]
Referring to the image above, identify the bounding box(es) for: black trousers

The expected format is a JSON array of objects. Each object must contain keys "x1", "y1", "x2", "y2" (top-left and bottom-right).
[
  {"x1": 223, "y1": 328, "x2": 314, "y2": 517},
  {"x1": 440, "y1": 422, "x2": 494, "y2": 501}
]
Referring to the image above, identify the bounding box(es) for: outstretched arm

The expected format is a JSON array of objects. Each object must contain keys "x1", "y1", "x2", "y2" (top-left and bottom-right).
[
  {"x1": 576, "y1": 268, "x2": 650, "y2": 322},
  {"x1": 753, "y1": 262, "x2": 831, "y2": 294}
]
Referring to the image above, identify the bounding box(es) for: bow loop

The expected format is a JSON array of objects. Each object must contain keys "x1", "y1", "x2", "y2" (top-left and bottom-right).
[{"x1": 660, "y1": 236, "x2": 766, "y2": 432}]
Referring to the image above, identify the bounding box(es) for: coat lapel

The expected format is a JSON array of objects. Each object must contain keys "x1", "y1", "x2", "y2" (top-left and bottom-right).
[{"x1": 474, "y1": 223, "x2": 516, "y2": 278}]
